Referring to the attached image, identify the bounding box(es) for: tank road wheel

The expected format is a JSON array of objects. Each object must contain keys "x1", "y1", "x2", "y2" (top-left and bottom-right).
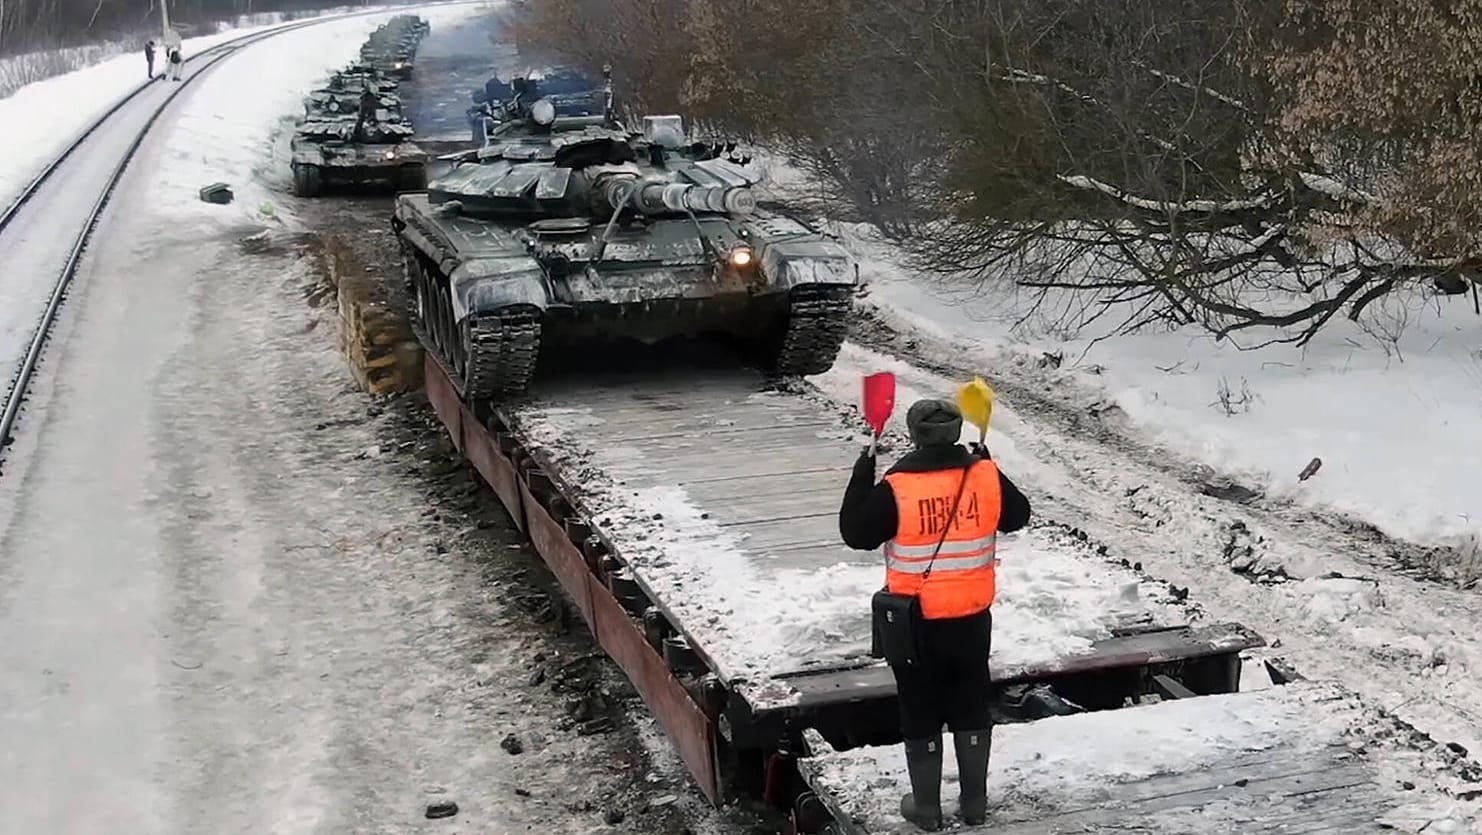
[
  {"x1": 400, "y1": 246, "x2": 421, "y2": 313},
  {"x1": 405, "y1": 250, "x2": 457, "y2": 377},
  {"x1": 431, "y1": 271, "x2": 456, "y2": 361},
  {"x1": 459, "y1": 308, "x2": 541, "y2": 403},
  {"x1": 292, "y1": 163, "x2": 322, "y2": 197},
  {"x1": 400, "y1": 248, "x2": 541, "y2": 402},
  {"x1": 763, "y1": 286, "x2": 853, "y2": 377},
  {"x1": 398, "y1": 163, "x2": 427, "y2": 191}
]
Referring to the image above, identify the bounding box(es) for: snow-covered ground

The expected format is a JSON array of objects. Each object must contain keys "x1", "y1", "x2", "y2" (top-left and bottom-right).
[
  {"x1": 0, "y1": 5, "x2": 713, "y2": 831},
  {"x1": 0, "y1": 8, "x2": 363, "y2": 99},
  {"x1": 0, "y1": 2, "x2": 471, "y2": 211},
  {"x1": 5, "y1": 5, "x2": 1481, "y2": 827},
  {"x1": 833, "y1": 220, "x2": 1481, "y2": 556}
]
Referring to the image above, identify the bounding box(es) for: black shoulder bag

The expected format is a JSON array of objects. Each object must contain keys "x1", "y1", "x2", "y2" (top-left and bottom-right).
[{"x1": 870, "y1": 464, "x2": 974, "y2": 667}]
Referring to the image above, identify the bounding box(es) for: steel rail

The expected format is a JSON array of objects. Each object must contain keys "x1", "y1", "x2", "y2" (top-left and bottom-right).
[{"x1": 0, "y1": 2, "x2": 469, "y2": 463}]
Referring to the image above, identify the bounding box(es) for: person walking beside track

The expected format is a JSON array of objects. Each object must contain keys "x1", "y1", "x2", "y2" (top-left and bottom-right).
[
  {"x1": 839, "y1": 398, "x2": 1031, "y2": 831},
  {"x1": 144, "y1": 40, "x2": 156, "y2": 79}
]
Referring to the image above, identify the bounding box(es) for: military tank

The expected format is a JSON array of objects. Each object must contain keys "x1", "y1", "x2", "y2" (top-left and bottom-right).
[
  {"x1": 291, "y1": 112, "x2": 426, "y2": 197},
  {"x1": 322, "y1": 66, "x2": 399, "y2": 96},
  {"x1": 471, "y1": 66, "x2": 610, "y2": 143},
  {"x1": 391, "y1": 71, "x2": 857, "y2": 402},
  {"x1": 359, "y1": 15, "x2": 428, "y2": 78},
  {"x1": 305, "y1": 86, "x2": 400, "y2": 119},
  {"x1": 305, "y1": 90, "x2": 400, "y2": 119}
]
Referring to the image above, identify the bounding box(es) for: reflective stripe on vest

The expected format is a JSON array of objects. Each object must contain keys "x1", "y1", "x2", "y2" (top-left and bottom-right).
[
  {"x1": 884, "y1": 534, "x2": 998, "y2": 573},
  {"x1": 882, "y1": 459, "x2": 1003, "y2": 619}
]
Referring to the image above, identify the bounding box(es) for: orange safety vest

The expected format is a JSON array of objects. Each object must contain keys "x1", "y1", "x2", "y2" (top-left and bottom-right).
[{"x1": 882, "y1": 460, "x2": 1002, "y2": 620}]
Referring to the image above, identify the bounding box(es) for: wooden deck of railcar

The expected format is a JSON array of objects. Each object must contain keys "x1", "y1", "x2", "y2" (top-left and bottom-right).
[
  {"x1": 503, "y1": 367, "x2": 1261, "y2": 714},
  {"x1": 799, "y1": 681, "x2": 1478, "y2": 834},
  {"x1": 423, "y1": 353, "x2": 1266, "y2": 802}
]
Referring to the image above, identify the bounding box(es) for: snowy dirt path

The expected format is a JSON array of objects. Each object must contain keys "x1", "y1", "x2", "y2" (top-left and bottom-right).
[
  {"x1": 815, "y1": 320, "x2": 1482, "y2": 766},
  {"x1": 0, "y1": 222, "x2": 704, "y2": 834}
]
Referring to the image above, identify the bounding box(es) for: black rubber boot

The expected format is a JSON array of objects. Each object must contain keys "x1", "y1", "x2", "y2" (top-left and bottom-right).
[
  {"x1": 954, "y1": 727, "x2": 992, "y2": 825},
  {"x1": 899, "y1": 736, "x2": 943, "y2": 831}
]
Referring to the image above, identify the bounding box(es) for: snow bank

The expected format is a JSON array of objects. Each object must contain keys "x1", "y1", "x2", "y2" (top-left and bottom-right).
[
  {"x1": 144, "y1": 2, "x2": 485, "y2": 237},
  {"x1": 0, "y1": 4, "x2": 461, "y2": 211},
  {"x1": 803, "y1": 681, "x2": 1482, "y2": 832},
  {"x1": 835, "y1": 221, "x2": 1482, "y2": 551}
]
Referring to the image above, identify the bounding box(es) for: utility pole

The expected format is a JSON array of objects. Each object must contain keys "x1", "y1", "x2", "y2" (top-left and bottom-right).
[{"x1": 160, "y1": 0, "x2": 171, "y2": 45}]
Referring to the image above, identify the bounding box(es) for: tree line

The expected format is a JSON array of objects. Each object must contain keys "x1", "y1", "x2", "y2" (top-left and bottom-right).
[
  {"x1": 511, "y1": 0, "x2": 1482, "y2": 346},
  {"x1": 1, "y1": 0, "x2": 347, "y2": 55}
]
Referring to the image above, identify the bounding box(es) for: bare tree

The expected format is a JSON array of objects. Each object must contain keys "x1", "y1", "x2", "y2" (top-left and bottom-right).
[{"x1": 511, "y1": 0, "x2": 1482, "y2": 345}]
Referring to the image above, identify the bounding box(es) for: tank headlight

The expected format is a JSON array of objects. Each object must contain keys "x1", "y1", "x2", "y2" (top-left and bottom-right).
[
  {"x1": 384, "y1": 148, "x2": 398, "y2": 159},
  {"x1": 729, "y1": 245, "x2": 754, "y2": 269},
  {"x1": 531, "y1": 98, "x2": 557, "y2": 126}
]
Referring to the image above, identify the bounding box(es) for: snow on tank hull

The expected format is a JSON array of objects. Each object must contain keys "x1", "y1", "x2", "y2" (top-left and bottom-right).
[
  {"x1": 290, "y1": 135, "x2": 428, "y2": 197},
  {"x1": 390, "y1": 187, "x2": 856, "y2": 404},
  {"x1": 304, "y1": 89, "x2": 400, "y2": 118}
]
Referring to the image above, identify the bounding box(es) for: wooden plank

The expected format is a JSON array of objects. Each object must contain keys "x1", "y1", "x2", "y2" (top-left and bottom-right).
[
  {"x1": 622, "y1": 438, "x2": 854, "y2": 467},
  {"x1": 530, "y1": 372, "x2": 768, "y2": 399},
  {"x1": 1045, "y1": 759, "x2": 1370, "y2": 819},
  {"x1": 792, "y1": 680, "x2": 1411, "y2": 833},
  {"x1": 773, "y1": 623, "x2": 1265, "y2": 711},
  {"x1": 714, "y1": 504, "x2": 837, "y2": 527},
  {"x1": 719, "y1": 513, "x2": 842, "y2": 549},
  {"x1": 529, "y1": 402, "x2": 816, "y2": 434},
  {"x1": 1278, "y1": 789, "x2": 1393, "y2": 833},
  {"x1": 682, "y1": 460, "x2": 854, "y2": 485},
  {"x1": 1153, "y1": 673, "x2": 1197, "y2": 699},
  {"x1": 683, "y1": 472, "x2": 848, "y2": 504},
  {"x1": 596, "y1": 412, "x2": 834, "y2": 436},
  {"x1": 986, "y1": 762, "x2": 1383, "y2": 833}
]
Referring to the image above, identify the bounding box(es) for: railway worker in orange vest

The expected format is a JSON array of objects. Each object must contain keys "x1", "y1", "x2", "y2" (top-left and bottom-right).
[{"x1": 839, "y1": 398, "x2": 1031, "y2": 831}]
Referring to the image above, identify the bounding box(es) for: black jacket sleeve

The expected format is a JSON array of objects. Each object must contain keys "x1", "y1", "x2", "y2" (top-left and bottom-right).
[
  {"x1": 838, "y1": 452, "x2": 899, "y2": 551},
  {"x1": 970, "y1": 443, "x2": 1031, "y2": 533},
  {"x1": 996, "y1": 471, "x2": 1031, "y2": 533}
]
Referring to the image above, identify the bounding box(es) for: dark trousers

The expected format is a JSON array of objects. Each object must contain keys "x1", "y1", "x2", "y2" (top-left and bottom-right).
[{"x1": 892, "y1": 608, "x2": 993, "y2": 739}]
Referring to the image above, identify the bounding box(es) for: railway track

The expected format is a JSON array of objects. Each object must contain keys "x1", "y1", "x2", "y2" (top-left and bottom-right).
[{"x1": 0, "y1": 2, "x2": 470, "y2": 472}]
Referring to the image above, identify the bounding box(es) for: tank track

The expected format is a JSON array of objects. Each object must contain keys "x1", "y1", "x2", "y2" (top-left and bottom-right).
[
  {"x1": 403, "y1": 247, "x2": 541, "y2": 403},
  {"x1": 770, "y1": 285, "x2": 853, "y2": 376},
  {"x1": 461, "y1": 311, "x2": 541, "y2": 402}
]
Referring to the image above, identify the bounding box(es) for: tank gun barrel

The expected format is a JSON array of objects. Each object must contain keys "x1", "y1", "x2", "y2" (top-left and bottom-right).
[
  {"x1": 595, "y1": 175, "x2": 756, "y2": 217},
  {"x1": 590, "y1": 176, "x2": 757, "y2": 265}
]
